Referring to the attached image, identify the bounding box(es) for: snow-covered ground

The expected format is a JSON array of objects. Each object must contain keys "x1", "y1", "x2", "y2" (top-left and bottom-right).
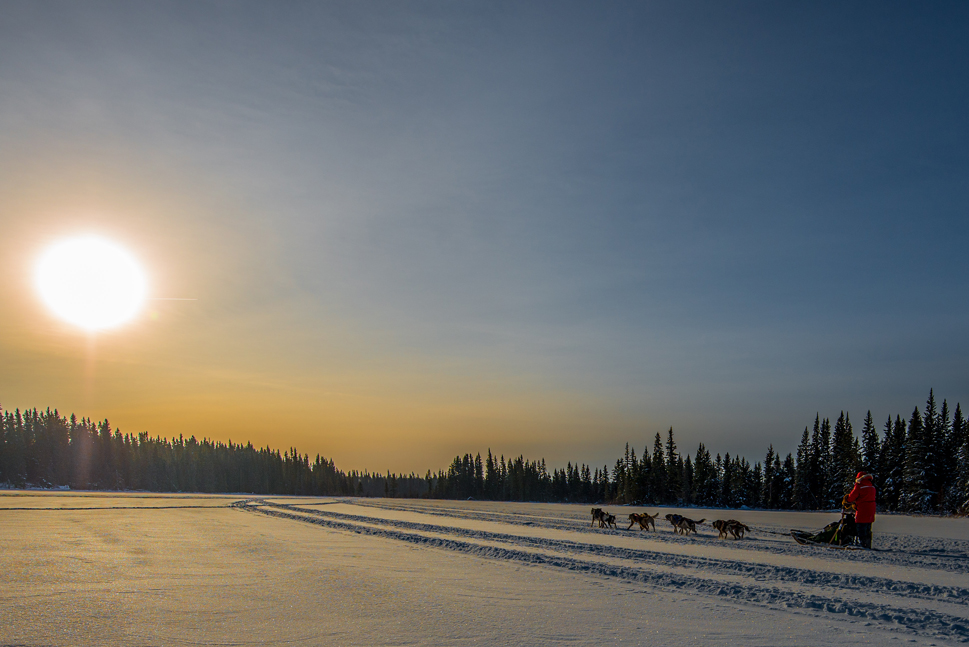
[{"x1": 1, "y1": 492, "x2": 967, "y2": 646}]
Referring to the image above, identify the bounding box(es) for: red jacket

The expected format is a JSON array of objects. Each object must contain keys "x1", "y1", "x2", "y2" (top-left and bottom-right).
[{"x1": 846, "y1": 472, "x2": 876, "y2": 524}]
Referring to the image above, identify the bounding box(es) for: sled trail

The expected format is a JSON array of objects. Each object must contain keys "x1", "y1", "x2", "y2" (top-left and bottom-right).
[{"x1": 239, "y1": 498, "x2": 969, "y2": 644}]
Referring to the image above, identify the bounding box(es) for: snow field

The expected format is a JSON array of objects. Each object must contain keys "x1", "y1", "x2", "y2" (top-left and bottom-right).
[{"x1": 1, "y1": 491, "x2": 967, "y2": 646}]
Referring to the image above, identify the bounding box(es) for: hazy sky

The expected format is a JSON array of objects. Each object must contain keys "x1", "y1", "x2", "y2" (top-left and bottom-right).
[{"x1": 1, "y1": 1, "x2": 967, "y2": 472}]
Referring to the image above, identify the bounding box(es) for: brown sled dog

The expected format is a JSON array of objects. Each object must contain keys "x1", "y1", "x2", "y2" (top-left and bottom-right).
[
  {"x1": 713, "y1": 519, "x2": 751, "y2": 539},
  {"x1": 665, "y1": 513, "x2": 706, "y2": 535},
  {"x1": 627, "y1": 512, "x2": 657, "y2": 531},
  {"x1": 726, "y1": 520, "x2": 750, "y2": 539}
]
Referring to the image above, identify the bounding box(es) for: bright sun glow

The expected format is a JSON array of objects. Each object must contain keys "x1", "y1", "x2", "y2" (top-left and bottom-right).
[{"x1": 35, "y1": 235, "x2": 148, "y2": 331}]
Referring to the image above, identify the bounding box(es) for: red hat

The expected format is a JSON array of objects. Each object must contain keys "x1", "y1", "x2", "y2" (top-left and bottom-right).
[{"x1": 856, "y1": 472, "x2": 869, "y2": 480}]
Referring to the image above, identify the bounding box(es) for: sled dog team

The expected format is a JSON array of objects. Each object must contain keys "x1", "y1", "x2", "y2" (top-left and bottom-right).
[{"x1": 590, "y1": 508, "x2": 750, "y2": 539}]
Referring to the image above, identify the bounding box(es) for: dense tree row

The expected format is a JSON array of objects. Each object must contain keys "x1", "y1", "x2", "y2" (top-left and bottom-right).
[
  {"x1": 0, "y1": 408, "x2": 398, "y2": 497},
  {"x1": 427, "y1": 390, "x2": 967, "y2": 514},
  {"x1": 1, "y1": 389, "x2": 966, "y2": 514}
]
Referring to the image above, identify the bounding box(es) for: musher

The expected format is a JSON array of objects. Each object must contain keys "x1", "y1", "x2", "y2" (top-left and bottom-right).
[{"x1": 845, "y1": 471, "x2": 876, "y2": 549}]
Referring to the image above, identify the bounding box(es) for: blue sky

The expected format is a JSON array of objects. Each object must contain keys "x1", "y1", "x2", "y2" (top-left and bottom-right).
[{"x1": 1, "y1": 1, "x2": 967, "y2": 470}]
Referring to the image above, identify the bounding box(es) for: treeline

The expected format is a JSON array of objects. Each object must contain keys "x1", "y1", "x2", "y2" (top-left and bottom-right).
[
  {"x1": 430, "y1": 390, "x2": 968, "y2": 514},
  {"x1": 1, "y1": 389, "x2": 967, "y2": 514},
  {"x1": 0, "y1": 408, "x2": 418, "y2": 497}
]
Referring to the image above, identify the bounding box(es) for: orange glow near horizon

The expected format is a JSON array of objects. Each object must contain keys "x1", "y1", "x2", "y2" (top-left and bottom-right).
[{"x1": 0, "y1": 177, "x2": 649, "y2": 476}]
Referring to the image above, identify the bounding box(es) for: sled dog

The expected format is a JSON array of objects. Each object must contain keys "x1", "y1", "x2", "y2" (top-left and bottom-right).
[
  {"x1": 713, "y1": 519, "x2": 732, "y2": 539},
  {"x1": 725, "y1": 520, "x2": 750, "y2": 539},
  {"x1": 591, "y1": 507, "x2": 606, "y2": 528},
  {"x1": 665, "y1": 513, "x2": 705, "y2": 535},
  {"x1": 627, "y1": 512, "x2": 657, "y2": 531}
]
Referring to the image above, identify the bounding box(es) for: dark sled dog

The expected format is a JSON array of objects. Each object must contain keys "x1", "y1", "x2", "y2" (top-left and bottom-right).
[
  {"x1": 591, "y1": 507, "x2": 606, "y2": 528},
  {"x1": 592, "y1": 508, "x2": 617, "y2": 529},
  {"x1": 665, "y1": 513, "x2": 706, "y2": 535},
  {"x1": 627, "y1": 512, "x2": 657, "y2": 531}
]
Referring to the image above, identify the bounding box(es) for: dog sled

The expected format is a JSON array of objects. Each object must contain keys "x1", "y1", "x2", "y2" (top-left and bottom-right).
[{"x1": 790, "y1": 502, "x2": 861, "y2": 550}]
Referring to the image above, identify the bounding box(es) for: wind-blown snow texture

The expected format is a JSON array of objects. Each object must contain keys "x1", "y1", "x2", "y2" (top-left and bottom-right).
[{"x1": 2, "y1": 492, "x2": 967, "y2": 646}]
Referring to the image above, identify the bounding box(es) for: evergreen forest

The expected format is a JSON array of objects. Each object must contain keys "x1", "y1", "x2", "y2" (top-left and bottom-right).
[{"x1": 1, "y1": 389, "x2": 967, "y2": 515}]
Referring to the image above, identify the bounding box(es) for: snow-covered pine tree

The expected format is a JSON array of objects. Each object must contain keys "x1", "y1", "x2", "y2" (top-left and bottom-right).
[
  {"x1": 938, "y1": 399, "x2": 955, "y2": 510},
  {"x1": 820, "y1": 417, "x2": 833, "y2": 506},
  {"x1": 780, "y1": 453, "x2": 795, "y2": 509},
  {"x1": 901, "y1": 407, "x2": 930, "y2": 512},
  {"x1": 944, "y1": 404, "x2": 966, "y2": 513},
  {"x1": 958, "y1": 430, "x2": 969, "y2": 515},
  {"x1": 954, "y1": 403, "x2": 967, "y2": 458},
  {"x1": 922, "y1": 390, "x2": 943, "y2": 511},
  {"x1": 880, "y1": 415, "x2": 906, "y2": 511},
  {"x1": 627, "y1": 447, "x2": 639, "y2": 503},
  {"x1": 771, "y1": 453, "x2": 785, "y2": 509}
]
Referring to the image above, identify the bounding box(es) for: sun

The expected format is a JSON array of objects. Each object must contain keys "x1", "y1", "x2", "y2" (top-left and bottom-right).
[{"x1": 35, "y1": 235, "x2": 148, "y2": 331}]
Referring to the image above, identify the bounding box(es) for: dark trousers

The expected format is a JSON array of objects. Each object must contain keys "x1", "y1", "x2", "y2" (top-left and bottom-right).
[{"x1": 856, "y1": 522, "x2": 872, "y2": 549}]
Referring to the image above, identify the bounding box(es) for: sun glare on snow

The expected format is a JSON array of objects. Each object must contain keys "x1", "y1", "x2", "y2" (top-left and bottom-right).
[{"x1": 35, "y1": 235, "x2": 148, "y2": 331}]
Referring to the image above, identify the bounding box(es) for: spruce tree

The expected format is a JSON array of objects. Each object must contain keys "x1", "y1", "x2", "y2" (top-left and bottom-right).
[
  {"x1": 761, "y1": 445, "x2": 776, "y2": 508},
  {"x1": 879, "y1": 415, "x2": 905, "y2": 511},
  {"x1": 939, "y1": 399, "x2": 955, "y2": 507},
  {"x1": 0, "y1": 408, "x2": 5, "y2": 483},
  {"x1": 793, "y1": 427, "x2": 813, "y2": 509},
  {"x1": 651, "y1": 432, "x2": 666, "y2": 503},
  {"x1": 680, "y1": 455, "x2": 692, "y2": 505},
  {"x1": 720, "y1": 452, "x2": 733, "y2": 507},
  {"x1": 901, "y1": 407, "x2": 929, "y2": 512},
  {"x1": 779, "y1": 453, "x2": 795, "y2": 509},
  {"x1": 485, "y1": 449, "x2": 496, "y2": 498},
  {"x1": 638, "y1": 448, "x2": 652, "y2": 504},
  {"x1": 627, "y1": 446, "x2": 639, "y2": 503},
  {"x1": 474, "y1": 453, "x2": 484, "y2": 498},
  {"x1": 809, "y1": 415, "x2": 831, "y2": 507},
  {"x1": 860, "y1": 410, "x2": 880, "y2": 481},
  {"x1": 957, "y1": 427, "x2": 969, "y2": 514},
  {"x1": 953, "y1": 403, "x2": 966, "y2": 456},
  {"x1": 692, "y1": 443, "x2": 716, "y2": 506},
  {"x1": 922, "y1": 390, "x2": 942, "y2": 510},
  {"x1": 829, "y1": 412, "x2": 857, "y2": 504},
  {"x1": 665, "y1": 427, "x2": 679, "y2": 499},
  {"x1": 749, "y1": 461, "x2": 762, "y2": 509},
  {"x1": 946, "y1": 404, "x2": 967, "y2": 511}
]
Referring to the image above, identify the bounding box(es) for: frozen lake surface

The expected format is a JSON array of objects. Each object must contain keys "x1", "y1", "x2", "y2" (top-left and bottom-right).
[{"x1": 2, "y1": 491, "x2": 967, "y2": 646}]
